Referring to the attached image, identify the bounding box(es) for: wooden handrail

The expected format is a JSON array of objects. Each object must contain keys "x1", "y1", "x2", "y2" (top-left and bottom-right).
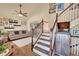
[
  {"x1": 58, "y1": 3, "x2": 74, "y2": 17},
  {"x1": 51, "y1": 13, "x2": 58, "y2": 31},
  {"x1": 49, "y1": 13, "x2": 58, "y2": 56}
]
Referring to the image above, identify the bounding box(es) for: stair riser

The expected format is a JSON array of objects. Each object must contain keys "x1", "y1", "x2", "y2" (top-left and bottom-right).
[
  {"x1": 38, "y1": 40, "x2": 50, "y2": 45},
  {"x1": 34, "y1": 44, "x2": 49, "y2": 51},
  {"x1": 33, "y1": 49, "x2": 48, "y2": 56},
  {"x1": 37, "y1": 42, "x2": 50, "y2": 47},
  {"x1": 40, "y1": 38, "x2": 50, "y2": 42},
  {"x1": 42, "y1": 35, "x2": 50, "y2": 37},
  {"x1": 40, "y1": 36, "x2": 50, "y2": 40},
  {"x1": 33, "y1": 32, "x2": 51, "y2": 56},
  {"x1": 42, "y1": 33, "x2": 50, "y2": 36}
]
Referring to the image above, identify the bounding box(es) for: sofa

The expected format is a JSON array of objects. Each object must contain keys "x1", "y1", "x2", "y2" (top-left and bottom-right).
[{"x1": 8, "y1": 30, "x2": 32, "y2": 40}]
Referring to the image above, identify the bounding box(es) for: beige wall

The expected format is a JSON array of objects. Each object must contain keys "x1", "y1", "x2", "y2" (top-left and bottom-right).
[{"x1": 27, "y1": 7, "x2": 56, "y2": 32}]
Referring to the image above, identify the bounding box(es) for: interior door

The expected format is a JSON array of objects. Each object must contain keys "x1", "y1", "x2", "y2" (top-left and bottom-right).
[{"x1": 55, "y1": 32, "x2": 70, "y2": 56}]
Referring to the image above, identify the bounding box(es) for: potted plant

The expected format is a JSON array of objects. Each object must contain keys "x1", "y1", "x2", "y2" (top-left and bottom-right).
[{"x1": 0, "y1": 30, "x2": 9, "y2": 55}]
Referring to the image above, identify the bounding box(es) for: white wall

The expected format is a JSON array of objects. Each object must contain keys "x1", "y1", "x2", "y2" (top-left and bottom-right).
[{"x1": 0, "y1": 18, "x2": 27, "y2": 33}]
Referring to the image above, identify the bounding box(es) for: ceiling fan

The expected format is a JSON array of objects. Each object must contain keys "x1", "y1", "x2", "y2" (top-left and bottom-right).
[{"x1": 15, "y1": 4, "x2": 28, "y2": 17}]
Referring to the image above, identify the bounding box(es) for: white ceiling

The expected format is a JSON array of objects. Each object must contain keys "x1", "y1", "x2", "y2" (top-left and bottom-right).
[{"x1": 0, "y1": 3, "x2": 49, "y2": 20}]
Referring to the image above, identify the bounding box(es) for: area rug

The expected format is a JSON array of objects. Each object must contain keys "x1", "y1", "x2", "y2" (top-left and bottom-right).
[{"x1": 12, "y1": 37, "x2": 31, "y2": 47}]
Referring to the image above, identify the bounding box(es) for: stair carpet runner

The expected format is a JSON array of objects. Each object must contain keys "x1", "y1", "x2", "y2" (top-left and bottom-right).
[{"x1": 33, "y1": 32, "x2": 51, "y2": 56}]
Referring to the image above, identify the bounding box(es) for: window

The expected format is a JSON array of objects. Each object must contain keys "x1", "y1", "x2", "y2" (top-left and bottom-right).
[{"x1": 57, "y1": 3, "x2": 64, "y2": 11}]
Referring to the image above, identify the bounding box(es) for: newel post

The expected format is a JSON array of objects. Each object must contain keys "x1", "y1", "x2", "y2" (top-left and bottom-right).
[
  {"x1": 49, "y1": 13, "x2": 58, "y2": 56},
  {"x1": 56, "y1": 13, "x2": 58, "y2": 22},
  {"x1": 42, "y1": 19, "x2": 44, "y2": 33},
  {"x1": 31, "y1": 28, "x2": 34, "y2": 51}
]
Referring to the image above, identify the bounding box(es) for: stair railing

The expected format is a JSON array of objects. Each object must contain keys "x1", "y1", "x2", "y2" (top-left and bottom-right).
[
  {"x1": 70, "y1": 35, "x2": 79, "y2": 56},
  {"x1": 58, "y1": 3, "x2": 79, "y2": 22},
  {"x1": 50, "y1": 3, "x2": 76, "y2": 56},
  {"x1": 57, "y1": 3, "x2": 79, "y2": 56},
  {"x1": 31, "y1": 19, "x2": 45, "y2": 51},
  {"x1": 49, "y1": 13, "x2": 58, "y2": 56},
  {"x1": 31, "y1": 19, "x2": 43, "y2": 51}
]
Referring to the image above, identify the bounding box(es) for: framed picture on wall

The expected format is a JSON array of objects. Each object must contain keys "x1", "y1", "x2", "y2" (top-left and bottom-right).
[
  {"x1": 73, "y1": 30, "x2": 79, "y2": 36},
  {"x1": 49, "y1": 3, "x2": 56, "y2": 14}
]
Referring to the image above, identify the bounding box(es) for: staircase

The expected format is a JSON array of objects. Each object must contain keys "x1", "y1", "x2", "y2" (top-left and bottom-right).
[
  {"x1": 32, "y1": 3, "x2": 79, "y2": 56},
  {"x1": 33, "y1": 32, "x2": 51, "y2": 56}
]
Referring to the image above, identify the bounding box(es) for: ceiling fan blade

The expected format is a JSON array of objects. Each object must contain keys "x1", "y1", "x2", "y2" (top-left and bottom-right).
[
  {"x1": 14, "y1": 4, "x2": 28, "y2": 17},
  {"x1": 22, "y1": 14, "x2": 27, "y2": 17},
  {"x1": 23, "y1": 13, "x2": 28, "y2": 14}
]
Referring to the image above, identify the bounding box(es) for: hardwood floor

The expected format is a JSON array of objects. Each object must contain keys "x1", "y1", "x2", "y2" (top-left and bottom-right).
[{"x1": 11, "y1": 43, "x2": 33, "y2": 56}]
